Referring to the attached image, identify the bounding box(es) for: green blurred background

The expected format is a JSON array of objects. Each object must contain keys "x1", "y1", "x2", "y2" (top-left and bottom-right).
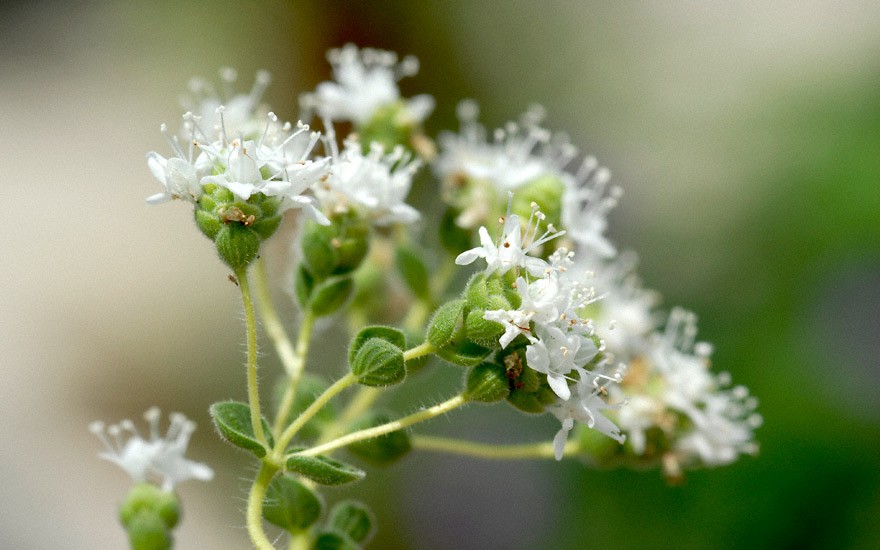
[{"x1": 2, "y1": 1, "x2": 878, "y2": 548}]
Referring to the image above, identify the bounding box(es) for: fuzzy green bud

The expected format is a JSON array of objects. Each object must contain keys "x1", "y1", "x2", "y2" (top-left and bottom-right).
[
  {"x1": 350, "y1": 336, "x2": 406, "y2": 387},
  {"x1": 119, "y1": 483, "x2": 180, "y2": 550},
  {"x1": 215, "y1": 223, "x2": 261, "y2": 271},
  {"x1": 425, "y1": 299, "x2": 465, "y2": 348},
  {"x1": 511, "y1": 174, "x2": 565, "y2": 230},
  {"x1": 464, "y1": 362, "x2": 510, "y2": 403}
]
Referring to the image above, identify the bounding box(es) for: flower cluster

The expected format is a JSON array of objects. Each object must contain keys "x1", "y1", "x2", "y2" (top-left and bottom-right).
[
  {"x1": 111, "y1": 44, "x2": 762, "y2": 550},
  {"x1": 436, "y1": 102, "x2": 759, "y2": 472},
  {"x1": 90, "y1": 408, "x2": 213, "y2": 491}
]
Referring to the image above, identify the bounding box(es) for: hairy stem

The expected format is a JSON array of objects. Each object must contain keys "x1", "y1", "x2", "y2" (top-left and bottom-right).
[
  {"x1": 236, "y1": 266, "x2": 267, "y2": 448},
  {"x1": 273, "y1": 373, "x2": 358, "y2": 457},
  {"x1": 298, "y1": 395, "x2": 467, "y2": 457},
  {"x1": 412, "y1": 435, "x2": 575, "y2": 460},
  {"x1": 246, "y1": 463, "x2": 278, "y2": 550}
]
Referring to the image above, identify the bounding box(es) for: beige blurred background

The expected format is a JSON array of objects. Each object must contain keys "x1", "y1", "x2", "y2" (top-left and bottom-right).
[{"x1": 2, "y1": 1, "x2": 879, "y2": 548}]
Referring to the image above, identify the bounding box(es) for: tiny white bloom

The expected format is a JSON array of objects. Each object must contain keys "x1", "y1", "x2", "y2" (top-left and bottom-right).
[
  {"x1": 561, "y1": 156, "x2": 621, "y2": 259},
  {"x1": 316, "y1": 133, "x2": 422, "y2": 226},
  {"x1": 90, "y1": 407, "x2": 213, "y2": 491},
  {"x1": 302, "y1": 44, "x2": 434, "y2": 126},
  {"x1": 455, "y1": 203, "x2": 564, "y2": 277},
  {"x1": 146, "y1": 118, "x2": 206, "y2": 204},
  {"x1": 180, "y1": 67, "x2": 272, "y2": 141},
  {"x1": 549, "y1": 369, "x2": 626, "y2": 460}
]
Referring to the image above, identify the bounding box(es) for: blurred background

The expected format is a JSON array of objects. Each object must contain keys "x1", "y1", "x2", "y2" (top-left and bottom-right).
[{"x1": 2, "y1": 1, "x2": 879, "y2": 548}]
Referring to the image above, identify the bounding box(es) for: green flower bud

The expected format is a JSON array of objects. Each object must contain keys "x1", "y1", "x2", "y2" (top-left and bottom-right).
[
  {"x1": 464, "y1": 273, "x2": 490, "y2": 310},
  {"x1": 425, "y1": 299, "x2": 465, "y2": 348},
  {"x1": 358, "y1": 101, "x2": 413, "y2": 153},
  {"x1": 194, "y1": 209, "x2": 222, "y2": 240},
  {"x1": 309, "y1": 276, "x2": 354, "y2": 317},
  {"x1": 119, "y1": 483, "x2": 179, "y2": 550},
  {"x1": 215, "y1": 223, "x2": 260, "y2": 271},
  {"x1": 125, "y1": 511, "x2": 172, "y2": 550},
  {"x1": 301, "y1": 221, "x2": 339, "y2": 279},
  {"x1": 464, "y1": 362, "x2": 510, "y2": 403},
  {"x1": 350, "y1": 336, "x2": 406, "y2": 387},
  {"x1": 464, "y1": 309, "x2": 504, "y2": 348},
  {"x1": 511, "y1": 174, "x2": 565, "y2": 231}
]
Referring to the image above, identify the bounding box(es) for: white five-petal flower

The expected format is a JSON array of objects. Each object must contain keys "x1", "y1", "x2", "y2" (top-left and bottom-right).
[{"x1": 90, "y1": 407, "x2": 214, "y2": 491}]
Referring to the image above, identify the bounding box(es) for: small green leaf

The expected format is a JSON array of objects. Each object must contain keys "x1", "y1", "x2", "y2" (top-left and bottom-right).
[
  {"x1": 263, "y1": 475, "x2": 323, "y2": 533},
  {"x1": 209, "y1": 401, "x2": 274, "y2": 458},
  {"x1": 285, "y1": 454, "x2": 365, "y2": 486},
  {"x1": 312, "y1": 529, "x2": 360, "y2": 550},
  {"x1": 425, "y1": 299, "x2": 465, "y2": 348},
  {"x1": 328, "y1": 501, "x2": 375, "y2": 544},
  {"x1": 310, "y1": 276, "x2": 354, "y2": 317},
  {"x1": 348, "y1": 326, "x2": 406, "y2": 366},
  {"x1": 294, "y1": 266, "x2": 315, "y2": 309},
  {"x1": 350, "y1": 337, "x2": 406, "y2": 387},
  {"x1": 464, "y1": 362, "x2": 510, "y2": 403},
  {"x1": 395, "y1": 245, "x2": 430, "y2": 300},
  {"x1": 346, "y1": 413, "x2": 411, "y2": 465},
  {"x1": 436, "y1": 340, "x2": 492, "y2": 367}
]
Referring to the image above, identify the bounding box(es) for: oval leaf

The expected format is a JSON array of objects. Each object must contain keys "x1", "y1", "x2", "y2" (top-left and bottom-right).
[
  {"x1": 263, "y1": 475, "x2": 323, "y2": 533},
  {"x1": 285, "y1": 454, "x2": 365, "y2": 486},
  {"x1": 209, "y1": 401, "x2": 273, "y2": 458}
]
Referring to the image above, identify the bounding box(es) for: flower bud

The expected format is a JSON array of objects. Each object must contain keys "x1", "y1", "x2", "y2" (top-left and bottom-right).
[
  {"x1": 214, "y1": 223, "x2": 261, "y2": 271},
  {"x1": 464, "y1": 362, "x2": 510, "y2": 403}
]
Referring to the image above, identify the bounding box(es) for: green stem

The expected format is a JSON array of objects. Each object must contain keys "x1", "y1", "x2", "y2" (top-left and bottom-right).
[
  {"x1": 253, "y1": 258, "x2": 300, "y2": 379},
  {"x1": 412, "y1": 435, "x2": 574, "y2": 460},
  {"x1": 289, "y1": 532, "x2": 311, "y2": 550},
  {"x1": 273, "y1": 373, "x2": 358, "y2": 457},
  {"x1": 298, "y1": 395, "x2": 467, "y2": 457},
  {"x1": 402, "y1": 341, "x2": 435, "y2": 362},
  {"x1": 271, "y1": 311, "x2": 316, "y2": 437},
  {"x1": 236, "y1": 267, "x2": 268, "y2": 448},
  {"x1": 246, "y1": 463, "x2": 278, "y2": 550},
  {"x1": 315, "y1": 386, "x2": 381, "y2": 445}
]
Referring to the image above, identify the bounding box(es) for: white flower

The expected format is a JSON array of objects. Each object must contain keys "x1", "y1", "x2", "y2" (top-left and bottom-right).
[
  {"x1": 436, "y1": 102, "x2": 567, "y2": 192},
  {"x1": 195, "y1": 110, "x2": 330, "y2": 224},
  {"x1": 455, "y1": 203, "x2": 564, "y2": 276},
  {"x1": 549, "y1": 369, "x2": 626, "y2": 460},
  {"x1": 302, "y1": 44, "x2": 434, "y2": 126},
  {"x1": 526, "y1": 325, "x2": 598, "y2": 400},
  {"x1": 180, "y1": 67, "x2": 272, "y2": 141},
  {"x1": 146, "y1": 117, "x2": 207, "y2": 204},
  {"x1": 582, "y1": 252, "x2": 660, "y2": 360},
  {"x1": 561, "y1": 155, "x2": 621, "y2": 259},
  {"x1": 90, "y1": 407, "x2": 213, "y2": 491},
  {"x1": 610, "y1": 308, "x2": 761, "y2": 470},
  {"x1": 317, "y1": 134, "x2": 421, "y2": 226}
]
